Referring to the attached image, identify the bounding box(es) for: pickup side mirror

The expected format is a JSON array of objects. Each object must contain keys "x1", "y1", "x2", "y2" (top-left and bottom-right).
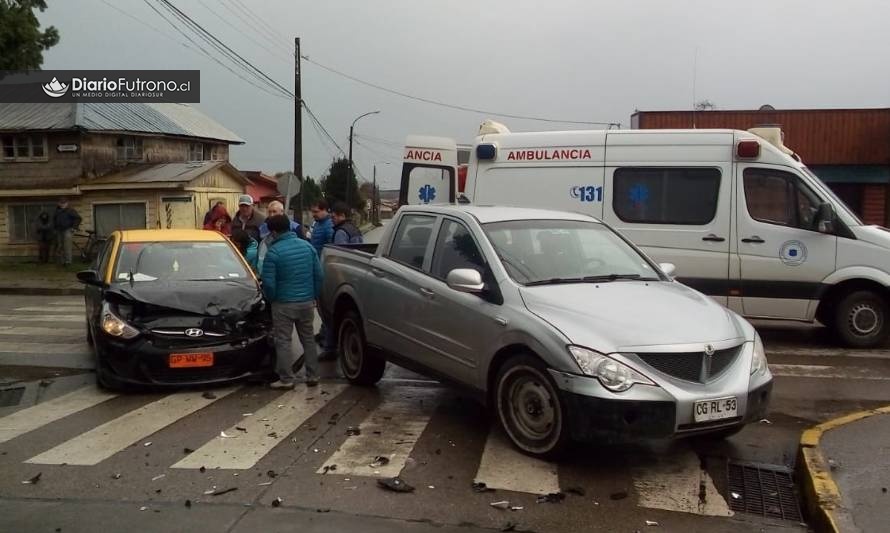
[
  {"x1": 76, "y1": 269, "x2": 105, "y2": 287},
  {"x1": 446, "y1": 268, "x2": 485, "y2": 293},
  {"x1": 658, "y1": 263, "x2": 676, "y2": 277},
  {"x1": 815, "y1": 202, "x2": 836, "y2": 234}
]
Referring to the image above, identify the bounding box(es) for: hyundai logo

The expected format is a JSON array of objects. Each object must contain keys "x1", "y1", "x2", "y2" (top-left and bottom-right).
[
  {"x1": 704, "y1": 344, "x2": 715, "y2": 356},
  {"x1": 185, "y1": 328, "x2": 204, "y2": 337}
]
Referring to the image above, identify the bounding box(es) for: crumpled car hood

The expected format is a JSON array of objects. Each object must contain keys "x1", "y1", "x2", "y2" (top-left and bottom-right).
[{"x1": 106, "y1": 279, "x2": 263, "y2": 316}]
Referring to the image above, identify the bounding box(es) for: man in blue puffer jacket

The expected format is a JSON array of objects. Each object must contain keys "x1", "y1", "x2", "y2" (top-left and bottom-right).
[{"x1": 261, "y1": 214, "x2": 324, "y2": 388}]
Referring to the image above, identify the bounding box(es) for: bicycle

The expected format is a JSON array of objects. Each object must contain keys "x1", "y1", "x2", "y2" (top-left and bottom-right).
[{"x1": 72, "y1": 230, "x2": 106, "y2": 262}]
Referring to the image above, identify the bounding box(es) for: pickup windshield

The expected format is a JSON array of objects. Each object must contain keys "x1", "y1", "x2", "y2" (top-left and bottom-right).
[{"x1": 482, "y1": 220, "x2": 661, "y2": 286}]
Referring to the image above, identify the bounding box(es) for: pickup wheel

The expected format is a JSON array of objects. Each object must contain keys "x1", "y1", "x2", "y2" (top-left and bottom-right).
[
  {"x1": 495, "y1": 355, "x2": 570, "y2": 458},
  {"x1": 834, "y1": 290, "x2": 888, "y2": 348},
  {"x1": 338, "y1": 309, "x2": 385, "y2": 386}
]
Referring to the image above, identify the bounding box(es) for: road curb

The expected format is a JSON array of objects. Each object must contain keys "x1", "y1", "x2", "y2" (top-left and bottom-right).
[
  {"x1": 797, "y1": 405, "x2": 890, "y2": 532},
  {"x1": 0, "y1": 286, "x2": 83, "y2": 296}
]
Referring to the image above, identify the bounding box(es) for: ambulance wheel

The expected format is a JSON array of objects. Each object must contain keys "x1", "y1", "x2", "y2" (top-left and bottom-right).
[{"x1": 834, "y1": 290, "x2": 888, "y2": 348}]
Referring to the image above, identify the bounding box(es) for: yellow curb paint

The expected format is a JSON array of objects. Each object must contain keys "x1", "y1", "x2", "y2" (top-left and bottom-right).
[{"x1": 797, "y1": 404, "x2": 890, "y2": 533}]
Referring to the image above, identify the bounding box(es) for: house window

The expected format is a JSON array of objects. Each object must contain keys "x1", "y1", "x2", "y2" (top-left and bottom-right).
[
  {"x1": 7, "y1": 203, "x2": 56, "y2": 243},
  {"x1": 188, "y1": 143, "x2": 204, "y2": 161},
  {"x1": 1, "y1": 135, "x2": 48, "y2": 162},
  {"x1": 205, "y1": 144, "x2": 224, "y2": 161},
  {"x1": 613, "y1": 167, "x2": 721, "y2": 225},
  {"x1": 115, "y1": 137, "x2": 143, "y2": 161},
  {"x1": 93, "y1": 203, "x2": 147, "y2": 237}
]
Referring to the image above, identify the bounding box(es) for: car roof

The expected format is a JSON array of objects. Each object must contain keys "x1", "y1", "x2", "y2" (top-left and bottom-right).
[
  {"x1": 399, "y1": 204, "x2": 601, "y2": 224},
  {"x1": 118, "y1": 229, "x2": 229, "y2": 243}
]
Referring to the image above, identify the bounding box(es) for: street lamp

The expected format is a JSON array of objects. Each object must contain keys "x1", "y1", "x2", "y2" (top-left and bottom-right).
[
  {"x1": 372, "y1": 161, "x2": 391, "y2": 226},
  {"x1": 347, "y1": 110, "x2": 380, "y2": 208}
]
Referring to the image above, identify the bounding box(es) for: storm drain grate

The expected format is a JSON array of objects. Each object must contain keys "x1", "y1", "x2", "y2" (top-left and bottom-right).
[
  {"x1": 0, "y1": 386, "x2": 25, "y2": 407},
  {"x1": 727, "y1": 461, "x2": 802, "y2": 521}
]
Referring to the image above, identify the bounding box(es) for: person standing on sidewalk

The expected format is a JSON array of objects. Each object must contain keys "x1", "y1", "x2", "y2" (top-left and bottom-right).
[
  {"x1": 261, "y1": 214, "x2": 323, "y2": 388},
  {"x1": 36, "y1": 211, "x2": 54, "y2": 263},
  {"x1": 52, "y1": 197, "x2": 81, "y2": 265},
  {"x1": 233, "y1": 194, "x2": 265, "y2": 242}
]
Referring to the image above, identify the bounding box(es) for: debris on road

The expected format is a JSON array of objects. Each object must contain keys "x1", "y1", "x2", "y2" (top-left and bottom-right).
[
  {"x1": 565, "y1": 486, "x2": 586, "y2": 496},
  {"x1": 143, "y1": 442, "x2": 152, "y2": 447},
  {"x1": 731, "y1": 492, "x2": 741, "y2": 499},
  {"x1": 490, "y1": 501, "x2": 511, "y2": 510},
  {"x1": 610, "y1": 490, "x2": 629, "y2": 500},
  {"x1": 472, "y1": 482, "x2": 495, "y2": 493},
  {"x1": 235, "y1": 426, "x2": 247, "y2": 432},
  {"x1": 258, "y1": 482, "x2": 273, "y2": 486},
  {"x1": 377, "y1": 477, "x2": 414, "y2": 493},
  {"x1": 22, "y1": 472, "x2": 42, "y2": 484},
  {"x1": 139, "y1": 506, "x2": 148, "y2": 512},
  {"x1": 202, "y1": 392, "x2": 217, "y2": 400},
  {"x1": 183, "y1": 447, "x2": 194, "y2": 454},
  {"x1": 151, "y1": 474, "x2": 166, "y2": 481},
  {"x1": 510, "y1": 506, "x2": 523, "y2": 511},
  {"x1": 346, "y1": 426, "x2": 361, "y2": 436},
  {"x1": 242, "y1": 413, "x2": 253, "y2": 417},
  {"x1": 112, "y1": 473, "x2": 121, "y2": 479},
  {"x1": 272, "y1": 497, "x2": 283, "y2": 507},
  {"x1": 536, "y1": 492, "x2": 565, "y2": 504},
  {"x1": 645, "y1": 520, "x2": 659, "y2": 526},
  {"x1": 266, "y1": 470, "x2": 277, "y2": 478},
  {"x1": 219, "y1": 431, "x2": 235, "y2": 439},
  {"x1": 759, "y1": 418, "x2": 772, "y2": 425},
  {"x1": 321, "y1": 465, "x2": 337, "y2": 474},
  {"x1": 428, "y1": 485, "x2": 435, "y2": 489},
  {"x1": 185, "y1": 500, "x2": 192, "y2": 508},
  {"x1": 211, "y1": 487, "x2": 238, "y2": 496},
  {"x1": 369, "y1": 456, "x2": 390, "y2": 468},
  {"x1": 267, "y1": 432, "x2": 278, "y2": 439},
  {"x1": 199, "y1": 466, "x2": 206, "y2": 473}
]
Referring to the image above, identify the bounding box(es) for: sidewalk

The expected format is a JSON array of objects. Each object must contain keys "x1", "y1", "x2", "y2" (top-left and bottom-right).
[
  {"x1": 798, "y1": 406, "x2": 890, "y2": 533},
  {"x1": 0, "y1": 261, "x2": 84, "y2": 295}
]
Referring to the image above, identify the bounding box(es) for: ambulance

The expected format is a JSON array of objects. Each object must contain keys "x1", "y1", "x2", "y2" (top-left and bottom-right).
[{"x1": 399, "y1": 121, "x2": 890, "y2": 347}]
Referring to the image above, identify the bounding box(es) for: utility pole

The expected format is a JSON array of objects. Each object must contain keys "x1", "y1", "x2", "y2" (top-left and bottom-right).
[
  {"x1": 372, "y1": 163, "x2": 377, "y2": 225},
  {"x1": 347, "y1": 110, "x2": 380, "y2": 210},
  {"x1": 293, "y1": 37, "x2": 303, "y2": 226}
]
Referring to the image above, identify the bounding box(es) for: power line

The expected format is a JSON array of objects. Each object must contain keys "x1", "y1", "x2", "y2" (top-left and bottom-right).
[
  {"x1": 226, "y1": 0, "x2": 292, "y2": 49},
  {"x1": 353, "y1": 133, "x2": 404, "y2": 149},
  {"x1": 353, "y1": 139, "x2": 402, "y2": 162},
  {"x1": 302, "y1": 102, "x2": 345, "y2": 155},
  {"x1": 301, "y1": 55, "x2": 620, "y2": 127},
  {"x1": 196, "y1": 0, "x2": 293, "y2": 63}
]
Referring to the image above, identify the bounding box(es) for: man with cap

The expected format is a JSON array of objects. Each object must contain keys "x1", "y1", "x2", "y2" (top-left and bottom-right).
[{"x1": 233, "y1": 194, "x2": 265, "y2": 242}]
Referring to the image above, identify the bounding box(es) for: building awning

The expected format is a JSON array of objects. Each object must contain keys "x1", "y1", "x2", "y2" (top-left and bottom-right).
[{"x1": 808, "y1": 165, "x2": 890, "y2": 184}]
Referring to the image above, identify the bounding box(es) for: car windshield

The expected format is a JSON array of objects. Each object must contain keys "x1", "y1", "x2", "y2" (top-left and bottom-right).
[
  {"x1": 482, "y1": 219, "x2": 662, "y2": 286},
  {"x1": 113, "y1": 241, "x2": 250, "y2": 283}
]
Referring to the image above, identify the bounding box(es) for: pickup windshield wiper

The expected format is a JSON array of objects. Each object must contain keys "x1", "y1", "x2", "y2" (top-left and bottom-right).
[{"x1": 523, "y1": 273, "x2": 657, "y2": 286}]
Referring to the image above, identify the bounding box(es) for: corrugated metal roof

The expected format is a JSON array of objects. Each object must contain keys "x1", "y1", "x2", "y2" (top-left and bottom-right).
[
  {"x1": 0, "y1": 103, "x2": 243, "y2": 143},
  {"x1": 85, "y1": 161, "x2": 235, "y2": 185}
]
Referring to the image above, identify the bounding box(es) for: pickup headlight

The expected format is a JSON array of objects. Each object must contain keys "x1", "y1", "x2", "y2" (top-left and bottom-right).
[
  {"x1": 568, "y1": 346, "x2": 655, "y2": 392},
  {"x1": 750, "y1": 333, "x2": 767, "y2": 376},
  {"x1": 101, "y1": 303, "x2": 140, "y2": 339}
]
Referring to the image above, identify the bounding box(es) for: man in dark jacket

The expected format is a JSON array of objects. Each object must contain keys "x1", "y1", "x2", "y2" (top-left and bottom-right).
[
  {"x1": 36, "y1": 211, "x2": 54, "y2": 263},
  {"x1": 52, "y1": 197, "x2": 81, "y2": 265},
  {"x1": 233, "y1": 194, "x2": 266, "y2": 242},
  {"x1": 331, "y1": 202, "x2": 364, "y2": 245},
  {"x1": 261, "y1": 214, "x2": 324, "y2": 388}
]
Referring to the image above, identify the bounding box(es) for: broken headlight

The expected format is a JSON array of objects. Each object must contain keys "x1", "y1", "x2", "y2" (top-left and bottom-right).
[{"x1": 101, "y1": 302, "x2": 140, "y2": 339}]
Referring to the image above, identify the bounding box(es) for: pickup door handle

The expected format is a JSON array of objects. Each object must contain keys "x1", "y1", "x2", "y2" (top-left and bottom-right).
[
  {"x1": 702, "y1": 234, "x2": 725, "y2": 242},
  {"x1": 741, "y1": 236, "x2": 765, "y2": 244},
  {"x1": 419, "y1": 287, "x2": 435, "y2": 298},
  {"x1": 371, "y1": 268, "x2": 385, "y2": 278}
]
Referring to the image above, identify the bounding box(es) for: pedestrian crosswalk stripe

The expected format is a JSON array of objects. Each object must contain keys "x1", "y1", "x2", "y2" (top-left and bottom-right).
[
  {"x1": 48, "y1": 301, "x2": 83, "y2": 306},
  {"x1": 14, "y1": 306, "x2": 84, "y2": 313},
  {"x1": 26, "y1": 387, "x2": 239, "y2": 466},
  {"x1": 0, "y1": 314, "x2": 83, "y2": 323},
  {"x1": 318, "y1": 386, "x2": 436, "y2": 478},
  {"x1": 172, "y1": 383, "x2": 348, "y2": 470},
  {"x1": 0, "y1": 386, "x2": 117, "y2": 444},
  {"x1": 0, "y1": 341, "x2": 87, "y2": 354},
  {"x1": 633, "y1": 448, "x2": 732, "y2": 516},
  {"x1": 473, "y1": 428, "x2": 560, "y2": 495},
  {"x1": 0, "y1": 326, "x2": 84, "y2": 337}
]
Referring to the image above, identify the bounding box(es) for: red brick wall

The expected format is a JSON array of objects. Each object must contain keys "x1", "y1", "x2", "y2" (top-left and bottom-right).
[{"x1": 861, "y1": 185, "x2": 887, "y2": 225}]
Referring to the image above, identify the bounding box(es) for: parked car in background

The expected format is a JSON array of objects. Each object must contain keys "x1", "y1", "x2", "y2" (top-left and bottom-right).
[
  {"x1": 320, "y1": 205, "x2": 773, "y2": 456},
  {"x1": 77, "y1": 229, "x2": 272, "y2": 390}
]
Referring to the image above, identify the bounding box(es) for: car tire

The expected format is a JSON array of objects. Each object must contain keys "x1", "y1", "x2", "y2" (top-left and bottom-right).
[
  {"x1": 834, "y1": 290, "x2": 888, "y2": 348},
  {"x1": 337, "y1": 309, "x2": 385, "y2": 386},
  {"x1": 494, "y1": 354, "x2": 570, "y2": 458}
]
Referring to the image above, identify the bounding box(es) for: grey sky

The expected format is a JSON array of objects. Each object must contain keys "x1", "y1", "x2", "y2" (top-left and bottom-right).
[{"x1": 39, "y1": 0, "x2": 890, "y2": 189}]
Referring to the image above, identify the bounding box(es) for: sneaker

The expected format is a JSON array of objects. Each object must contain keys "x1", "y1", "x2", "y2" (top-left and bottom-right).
[
  {"x1": 269, "y1": 380, "x2": 295, "y2": 390},
  {"x1": 306, "y1": 378, "x2": 319, "y2": 387}
]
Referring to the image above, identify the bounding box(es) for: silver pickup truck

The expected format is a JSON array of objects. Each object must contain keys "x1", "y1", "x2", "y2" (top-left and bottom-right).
[{"x1": 320, "y1": 205, "x2": 773, "y2": 457}]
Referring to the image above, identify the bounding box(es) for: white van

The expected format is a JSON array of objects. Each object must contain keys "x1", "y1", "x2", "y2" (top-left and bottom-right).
[{"x1": 400, "y1": 122, "x2": 890, "y2": 347}]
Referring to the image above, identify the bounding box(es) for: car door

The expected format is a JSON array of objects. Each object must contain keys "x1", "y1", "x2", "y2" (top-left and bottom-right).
[
  {"x1": 603, "y1": 166, "x2": 732, "y2": 304},
  {"x1": 362, "y1": 214, "x2": 441, "y2": 366},
  {"x1": 414, "y1": 217, "x2": 504, "y2": 386},
  {"x1": 735, "y1": 164, "x2": 838, "y2": 319}
]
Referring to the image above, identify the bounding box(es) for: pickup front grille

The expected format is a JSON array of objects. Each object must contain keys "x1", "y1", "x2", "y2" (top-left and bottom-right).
[{"x1": 636, "y1": 345, "x2": 741, "y2": 383}]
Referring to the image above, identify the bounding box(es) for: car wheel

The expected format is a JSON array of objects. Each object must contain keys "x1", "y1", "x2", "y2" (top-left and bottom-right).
[
  {"x1": 834, "y1": 290, "x2": 888, "y2": 348},
  {"x1": 338, "y1": 309, "x2": 385, "y2": 386},
  {"x1": 495, "y1": 354, "x2": 570, "y2": 458}
]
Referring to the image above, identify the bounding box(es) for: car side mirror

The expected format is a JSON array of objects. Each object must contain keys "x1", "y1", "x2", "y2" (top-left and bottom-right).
[
  {"x1": 446, "y1": 268, "x2": 485, "y2": 293},
  {"x1": 658, "y1": 263, "x2": 676, "y2": 277},
  {"x1": 816, "y1": 202, "x2": 836, "y2": 234},
  {"x1": 76, "y1": 269, "x2": 105, "y2": 287}
]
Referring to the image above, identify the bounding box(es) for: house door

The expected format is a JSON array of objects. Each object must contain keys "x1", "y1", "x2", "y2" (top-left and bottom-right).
[{"x1": 162, "y1": 197, "x2": 196, "y2": 229}]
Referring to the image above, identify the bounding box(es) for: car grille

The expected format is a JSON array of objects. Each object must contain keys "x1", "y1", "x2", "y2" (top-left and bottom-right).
[{"x1": 636, "y1": 345, "x2": 741, "y2": 383}]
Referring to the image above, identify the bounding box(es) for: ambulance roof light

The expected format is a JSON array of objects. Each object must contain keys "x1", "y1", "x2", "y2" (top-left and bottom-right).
[
  {"x1": 737, "y1": 140, "x2": 760, "y2": 159},
  {"x1": 476, "y1": 143, "x2": 497, "y2": 160}
]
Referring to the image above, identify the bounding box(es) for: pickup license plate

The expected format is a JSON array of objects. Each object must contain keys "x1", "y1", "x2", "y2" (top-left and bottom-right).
[
  {"x1": 169, "y1": 353, "x2": 214, "y2": 368},
  {"x1": 693, "y1": 396, "x2": 738, "y2": 423}
]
